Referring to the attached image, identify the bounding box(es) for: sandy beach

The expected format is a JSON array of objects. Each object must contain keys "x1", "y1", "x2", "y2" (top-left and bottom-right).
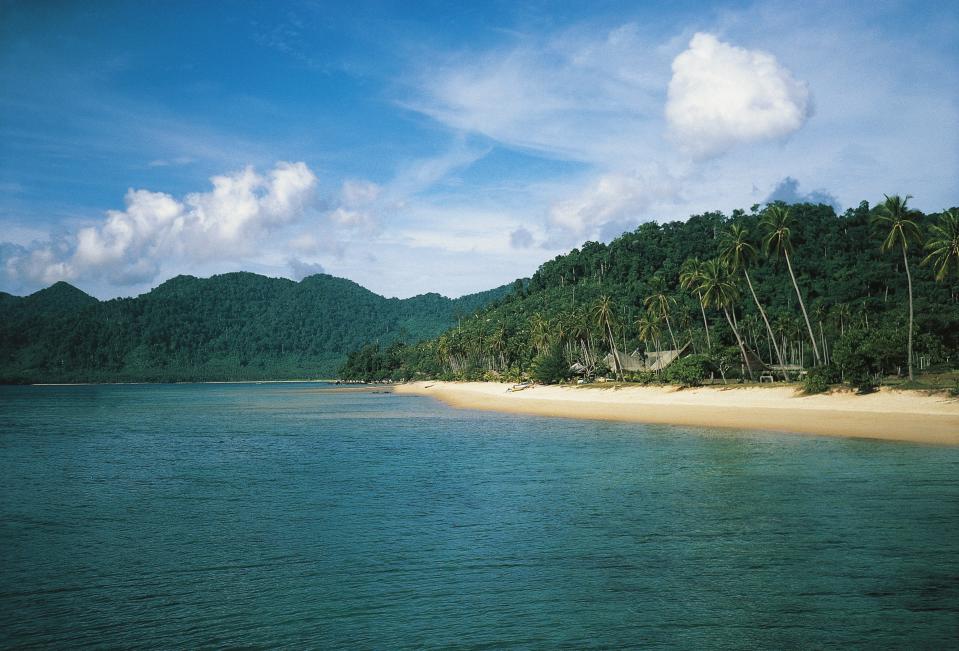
[{"x1": 395, "y1": 381, "x2": 959, "y2": 445}]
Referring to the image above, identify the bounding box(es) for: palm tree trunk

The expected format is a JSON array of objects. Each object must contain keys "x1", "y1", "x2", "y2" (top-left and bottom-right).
[
  {"x1": 724, "y1": 306, "x2": 755, "y2": 381},
  {"x1": 902, "y1": 241, "x2": 914, "y2": 381},
  {"x1": 664, "y1": 315, "x2": 678, "y2": 351},
  {"x1": 784, "y1": 249, "x2": 822, "y2": 365},
  {"x1": 743, "y1": 268, "x2": 788, "y2": 380},
  {"x1": 697, "y1": 291, "x2": 712, "y2": 350}
]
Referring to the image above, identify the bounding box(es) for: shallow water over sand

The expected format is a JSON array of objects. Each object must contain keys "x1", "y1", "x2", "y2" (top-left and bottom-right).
[{"x1": 1, "y1": 383, "x2": 957, "y2": 647}]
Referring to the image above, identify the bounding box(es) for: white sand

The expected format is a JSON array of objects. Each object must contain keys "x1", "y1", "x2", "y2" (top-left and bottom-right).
[{"x1": 395, "y1": 381, "x2": 959, "y2": 445}]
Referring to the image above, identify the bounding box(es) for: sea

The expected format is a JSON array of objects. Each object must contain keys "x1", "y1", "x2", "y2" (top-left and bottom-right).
[{"x1": 1, "y1": 383, "x2": 957, "y2": 648}]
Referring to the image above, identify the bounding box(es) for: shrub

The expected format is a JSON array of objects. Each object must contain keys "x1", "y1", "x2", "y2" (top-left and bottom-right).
[
  {"x1": 802, "y1": 364, "x2": 838, "y2": 394},
  {"x1": 530, "y1": 345, "x2": 570, "y2": 384},
  {"x1": 664, "y1": 354, "x2": 712, "y2": 387}
]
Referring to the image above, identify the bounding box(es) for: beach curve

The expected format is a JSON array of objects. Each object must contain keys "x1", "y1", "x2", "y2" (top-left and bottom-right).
[{"x1": 394, "y1": 381, "x2": 959, "y2": 445}]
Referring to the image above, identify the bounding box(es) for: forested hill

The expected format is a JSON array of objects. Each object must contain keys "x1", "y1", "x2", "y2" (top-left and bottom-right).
[
  {"x1": 0, "y1": 272, "x2": 514, "y2": 383},
  {"x1": 339, "y1": 200, "x2": 959, "y2": 386}
]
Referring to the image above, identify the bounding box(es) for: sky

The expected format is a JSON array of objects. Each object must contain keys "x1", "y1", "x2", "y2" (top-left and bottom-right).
[{"x1": 1, "y1": 0, "x2": 957, "y2": 300}]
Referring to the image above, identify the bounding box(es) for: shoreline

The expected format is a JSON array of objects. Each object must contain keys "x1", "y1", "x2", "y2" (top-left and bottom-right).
[{"x1": 395, "y1": 381, "x2": 959, "y2": 445}]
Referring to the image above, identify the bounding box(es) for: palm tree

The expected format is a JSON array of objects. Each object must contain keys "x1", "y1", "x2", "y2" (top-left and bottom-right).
[
  {"x1": 644, "y1": 276, "x2": 678, "y2": 351},
  {"x1": 697, "y1": 259, "x2": 754, "y2": 380},
  {"x1": 922, "y1": 208, "x2": 959, "y2": 281},
  {"x1": 720, "y1": 224, "x2": 788, "y2": 379},
  {"x1": 833, "y1": 303, "x2": 851, "y2": 337},
  {"x1": 760, "y1": 204, "x2": 822, "y2": 365},
  {"x1": 529, "y1": 313, "x2": 550, "y2": 356},
  {"x1": 592, "y1": 295, "x2": 622, "y2": 380},
  {"x1": 679, "y1": 257, "x2": 711, "y2": 350},
  {"x1": 812, "y1": 302, "x2": 829, "y2": 365},
  {"x1": 873, "y1": 194, "x2": 922, "y2": 381},
  {"x1": 636, "y1": 312, "x2": 663, "y2": 359}
]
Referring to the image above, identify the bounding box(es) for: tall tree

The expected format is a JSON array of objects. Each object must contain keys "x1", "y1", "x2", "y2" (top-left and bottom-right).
[
  {"x1": 644, "y1": 276, "x2": 679, "y2": 351},
  {"x1": 760, "y1": 204, "x2": 822, "y2": 366},
  {"x1": 697, "y1": 259, "x2": 755, "y2": 380},
  {"x1": 636, "y1": 312, "x2": 663, "y2": 359},
  {"x1": 592, "y1": 295, "x2": 622, "y2": 380},
  {"x1": 679, "y1": 258, "x2": 712, "y2": 351},
  {"x1": 922, "y1": 208, "x2": 959, "y2": 282},
  {"x1": 874, "y1": 194, "x2": 922, "y2": 380},
  {"x1": 719, "y1": 224, "x2": 788, "y2": 379}
]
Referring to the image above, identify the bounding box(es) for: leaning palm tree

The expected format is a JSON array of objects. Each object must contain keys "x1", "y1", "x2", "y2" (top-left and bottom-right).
[
  {"x1": 592, "y1": 295, "x2": 622, "y2": 380},
  {"x1": 679, "y1": 257, "x2": 712, "y2": 350},
  {"x1": 720, "y1": 224, "x2": 788, "y2": 379},
  {"x1": 697, "y1": 259, "x2": 754, "y2": 380},
  {"x1": 922, "y1": 208, "x2": 959, "y2": 282},
  {"x1": 644, "y1": 276, "x2": 679, "y2": 351},
  {"x1": 760, "y1": 204, "x2": 822, "y2": 366},
  {"x1": 874, "y1": 194, "x2": 922, "y2": 381}
]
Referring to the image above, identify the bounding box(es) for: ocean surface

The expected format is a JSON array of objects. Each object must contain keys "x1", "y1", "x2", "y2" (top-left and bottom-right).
[{"x1": 1, "y1": 383, "x2": 957, "y2": 648}]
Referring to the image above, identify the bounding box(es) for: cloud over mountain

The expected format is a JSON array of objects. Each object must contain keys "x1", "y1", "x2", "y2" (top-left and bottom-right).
[{"x1": 2, "y1": 162, "x2": 317, "y2": 291}]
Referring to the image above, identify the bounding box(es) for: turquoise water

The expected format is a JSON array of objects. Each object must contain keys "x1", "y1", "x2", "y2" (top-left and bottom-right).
[{"x1": 1, "y1": 384, "x2": 957, "y2": 648}]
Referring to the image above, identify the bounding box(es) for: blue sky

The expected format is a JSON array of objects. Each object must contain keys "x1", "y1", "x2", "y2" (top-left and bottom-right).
[{"x1": 1, "y1": 0, "x2": 957, "y2": 299}]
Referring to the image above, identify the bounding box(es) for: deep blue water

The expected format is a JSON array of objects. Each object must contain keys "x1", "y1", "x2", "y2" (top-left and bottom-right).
[{"x1": 0, "y1": 383, "x2": 957, "y2": 648}]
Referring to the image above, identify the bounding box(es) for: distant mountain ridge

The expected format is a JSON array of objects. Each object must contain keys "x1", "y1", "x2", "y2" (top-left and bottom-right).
[{"x1": 0, "y1": 272, "x2": 515, "y2": 383}]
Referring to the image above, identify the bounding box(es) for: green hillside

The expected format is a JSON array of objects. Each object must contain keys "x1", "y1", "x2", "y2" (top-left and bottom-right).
[
  {"x1": 0, "y1": 272, "x2": 512, "y2": 383},
  {"x1": 339, "y1": 200, "x2": 959, "y2": 390}
]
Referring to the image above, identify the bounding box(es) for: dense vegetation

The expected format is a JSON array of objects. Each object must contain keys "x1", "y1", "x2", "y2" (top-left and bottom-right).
[
  {"x1": 0, "y1": 273, "x2": 511, "y2": 383},
  {"x1": 340, "y1": 199, "x2": 959, "y2": 392}
]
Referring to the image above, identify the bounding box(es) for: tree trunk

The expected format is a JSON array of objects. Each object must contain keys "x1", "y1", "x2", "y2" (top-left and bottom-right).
[
  {"x1": 664, "y1": 314, "x2": 678, "y2": 351},
  {"x1": 784, "y1": 249, "x2": 822, "y2": 365},
  {"x1": 902, "y1": 241, "x2": 914, "y2": 381},
  {"x1": 724, "y1": 307, "x2": 755, "y2": 381},
  {"x1": 697, "y1": 291, "x2": 712, "y2": 350},
  {"x1": 744, "y1": 268, "x2": 788, "y2": 380}
]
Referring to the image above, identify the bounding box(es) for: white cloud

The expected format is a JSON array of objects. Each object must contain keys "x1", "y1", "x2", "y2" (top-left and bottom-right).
[
  {"x1": 1, "y1": 162, "x2": 317, "y2": 291},
  {"x1": 406, "y1": 23, "x2": 669, "y2": 167},
  {"x1": 329, "y1": 179, "x2": 382, "y2": 233},
  {"x1": 665, "y1": 33, "x2": 812, "y2": 158},
  {"x1": 546, "y1": 169, "x2": 680, "y2": 243}
]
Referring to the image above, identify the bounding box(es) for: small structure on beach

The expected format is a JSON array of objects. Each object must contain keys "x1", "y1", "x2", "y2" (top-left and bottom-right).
[{"x1": 602, "y1": 343, "x2": 691, "y2": 373}]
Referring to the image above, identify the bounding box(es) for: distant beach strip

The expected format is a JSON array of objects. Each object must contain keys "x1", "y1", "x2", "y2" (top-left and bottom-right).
[{"x1": 395, "y1": 382, "x2": 959, "y2": 446}]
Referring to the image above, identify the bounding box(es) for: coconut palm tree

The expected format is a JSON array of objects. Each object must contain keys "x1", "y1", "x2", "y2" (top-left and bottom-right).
[
  {"x1": 922, "y1": 208, "x2": 959, "y2": 282},
  {"x1": 873, "y1": 194, "x2": 922, "y2": 381},
  {"x1": 720, "y1": 224, "x2": 788, "y2": 379},
  {"x1": 697, "y1": 259, "x2": 754, "y2": 380},
  {"x1": 529, "y1": 313, "x2": 550, "y2": 356},
  {"x1": 679, "y1": 257, "x2": 712, "y2": 351},
  {"x1": 592, "y1": 295, "x2": 622, "y2": 380},
  {"x1": 644, "y1": 276, "x2": 678, "y2": 351},
  {"x1": 636, "y1": 312, "x2": 663, "y2": 358},
  {"x1": 760, "y1": 204, "x2": 822, "y2": 365},
  {"x1": 812, "y1": 302, "x2": 829, "y2": 365},
  {"x1": 833, "y1": 303, "x2": 851, "y2": 337}
]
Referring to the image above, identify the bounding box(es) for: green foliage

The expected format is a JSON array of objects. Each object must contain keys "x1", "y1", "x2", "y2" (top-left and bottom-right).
[
  {"x1": 530, "y1": 345, "x2": 570, "y2": 384},
  {"x1": 830, "y1": 329, "x2": 908, "y2": 392},
  {"x1": 802, "y1": 365, "x2": 839, "y2": 394},
  {"x1": 663, "y1": 354, "x2": 712, "y2": 387},
  {"x1": 0, "y1": 273, "x2": 511, "y2": 383}
]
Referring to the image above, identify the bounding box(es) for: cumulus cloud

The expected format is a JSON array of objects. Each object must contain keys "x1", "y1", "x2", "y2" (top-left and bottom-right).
[
  {"x1": 765, "y1": 176, "x2": 840, "y2": 209},
  {"x1": 288, "y1": 257, "x2": 326, "y2": 281},
  {"x1": 666, "y1": 33, "x2": 812, "y2": 158},
  {"x1": 546, "y1": 170, "x2": 679, "y2": 244},
  {"x1": 1, "y1": 162, "x2": 317, "y2": 291}
]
